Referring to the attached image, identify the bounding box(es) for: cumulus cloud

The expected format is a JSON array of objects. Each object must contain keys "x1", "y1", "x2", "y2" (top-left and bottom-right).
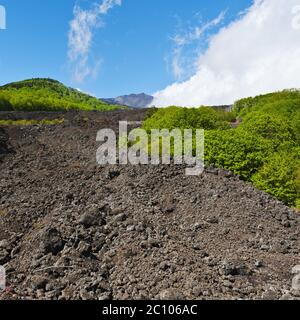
[
  {"x1": 153, "y1": 0, "x2": 300, "y2": 107},
  {"x1": 68, "y1": 0, "x2": 122, "y2": 83}
]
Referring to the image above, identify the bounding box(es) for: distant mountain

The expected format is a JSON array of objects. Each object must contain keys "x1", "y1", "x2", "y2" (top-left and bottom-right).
[
  {"x1": 0, "y1": 78, "x2": 126, "y2": 112},
  {"x1": 102, "y1": 93, "x2": 154, "y2": 109}
]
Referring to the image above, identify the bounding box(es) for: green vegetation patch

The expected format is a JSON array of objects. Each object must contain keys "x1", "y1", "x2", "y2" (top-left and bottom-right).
[
  {"x1": 143, "y1": 106, "x2": 235, "y2": 131},
  {"x1": 143, "y1": 90, "x2": 300, "y2": 209},
  {"x1": 0, "y1": 78, "x2": 126, "y2": 112},
  {"x1": 0, "y1": 118, "x2": 65, "y2": 126}
]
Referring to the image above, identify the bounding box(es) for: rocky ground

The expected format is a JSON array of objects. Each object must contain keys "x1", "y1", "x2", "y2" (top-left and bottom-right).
[{"x1": 0, "y1": 110, "x2": 299, "y2": 300}]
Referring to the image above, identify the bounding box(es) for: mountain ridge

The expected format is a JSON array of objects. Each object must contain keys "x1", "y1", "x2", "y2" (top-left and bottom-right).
[{"x1": 102, "y1": 93, "x2": 154, "y2": 109}]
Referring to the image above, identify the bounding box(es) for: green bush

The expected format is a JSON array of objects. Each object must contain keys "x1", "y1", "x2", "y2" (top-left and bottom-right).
[
  {"x1": 251, "y1": 151, "x2": 300, "y2": 206},
  {"x1": 239, "y1": 112, "x2": 295, "y2": 142},
  {"x1": 205, "y1": 129, "x2": 272, "y2": 180}
]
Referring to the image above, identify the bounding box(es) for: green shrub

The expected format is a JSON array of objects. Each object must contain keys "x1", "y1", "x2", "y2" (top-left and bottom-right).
[
  {"x1": 239, "y1": 112, "x2": 295, "y2": 142},
  {"x1": 205, "y1": 129, "x2": 272, "y2": 180},
  {"x1": 252, "y1": 151, "x2": 300, "y2": 206}
]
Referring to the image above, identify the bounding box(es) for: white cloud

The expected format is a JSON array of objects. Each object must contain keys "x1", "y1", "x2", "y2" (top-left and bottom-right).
[
  {"x1": 68, "y1": 0, "x2": 122, "y2": 83},
  {"x1": 171, "y1": 47, "x2": 184, "y2": 79},
  {"x1": 169, "y1": 11, "x2": 226, "y2": 80},
  {"x1": 173, "y1": 11, "x2": 226, "y2": 46},
  {"x1": 75, "y1": 87, "x2": 97, "y2": 97},
  {"x1": 153, "y1": 0, "x2": 300, "y2": 107},
  {"x1": 98, "y1": 0, "x2": 122, "y2": 14}
]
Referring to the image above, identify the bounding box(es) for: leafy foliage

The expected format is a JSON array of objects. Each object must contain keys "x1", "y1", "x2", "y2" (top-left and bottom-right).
[
  {"x1": 143, "y1": 106, "x2": 233, "y2": 131},
  {"x1": 205, "y1": 130, "x2": 272, "y2": 180},
  {"x1": 232, "y1": 89, "x2": 300, "y2": 117},
  {"x1": 251, "y1": 151, "x2": 300, "y2": 205},
  {"x1": 0, "y1": 78, "x2": 126, "y2": 112},
  {"x1": 239, "y1": 112, "x2": 295, "y2": 144},
  {"x1": 143, "y1": 90, "x2": 300, "y2": 208}
]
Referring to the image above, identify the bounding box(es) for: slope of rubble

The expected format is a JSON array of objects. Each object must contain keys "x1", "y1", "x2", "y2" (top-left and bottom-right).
[{"x1": 0, "y1": 110, "x2": 299, "y2": 300}]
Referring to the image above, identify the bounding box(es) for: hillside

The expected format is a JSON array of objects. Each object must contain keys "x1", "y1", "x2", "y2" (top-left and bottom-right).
[
  {"x1": 0, "y1": 110, "x2": 299, "y2": 300},
  {"x1": 0, "y1": 78, "x2": 126, "y2": 112},
  {"x1": 143, "y1": 90, "x2": 300, "y2": 209}
]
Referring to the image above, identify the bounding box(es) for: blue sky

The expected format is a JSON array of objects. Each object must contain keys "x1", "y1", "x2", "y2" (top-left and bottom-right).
[{"x1": 0, "y1": 0, "x2": 255, "y2": 98}]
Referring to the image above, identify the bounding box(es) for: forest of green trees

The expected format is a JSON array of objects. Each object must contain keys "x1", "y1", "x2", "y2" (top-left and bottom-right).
[
  {"x1": 143, "y1": 90, "x2": 300, "y2": 209},
  {"x1": 0, "y1": 78, "x2": 124, "y2": 111}
]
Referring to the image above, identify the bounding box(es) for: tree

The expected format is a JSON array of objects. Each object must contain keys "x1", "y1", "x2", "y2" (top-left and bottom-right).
[{"x1": 240, "y1": 111, "x2": 294, "y2": 142}]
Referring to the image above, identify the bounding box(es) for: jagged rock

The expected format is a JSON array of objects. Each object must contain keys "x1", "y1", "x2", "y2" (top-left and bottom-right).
[
  {"x1": 222, "y1": 262, "x2": 250, "y2": 276},
  {"x1": 160, "y1": 195, "x2": 175, "y2": 213},
  {"x1": 0, "y1": 249, "x2": 9, "y2": 264},
  {"x1": 292, "y1": 275, "x2": 300, "y2": 291},
  {"x1": 77, "y1": 241, "x2": 92, "y2": 256},
  {"x1": 292, "y1": 265, "x2": 300, "y2": 275},
  {"x1": 39, "y1": 228, "x2": 65, "y2": 255},
  {"x1": 78, "y1": 207, "x2": 106, "y2": 228},
  {"x1": 255, "y1": 260, "x2": 263, "y2": 268},
  {"x1": 108, "y1": 170, "x2": 120, "y2": 180},
  {"x1": 0, "y1": 239, "x2": 11, "y2": 250},
  {"x1": 30, "y1": 275, "x2": 48, "y2": 290},
  {"x1": 98, "y1": 292, "x2": 112, "y2": 300},
  {"x1": 262, "y1": 289, "x2": 279, "y2": 300},
  {"x1": 159, "y1": 289, "x2": 184, "y2": 300},
  {"x1": 206, "y1": 216, "x2": 219, "y2": 224}
]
